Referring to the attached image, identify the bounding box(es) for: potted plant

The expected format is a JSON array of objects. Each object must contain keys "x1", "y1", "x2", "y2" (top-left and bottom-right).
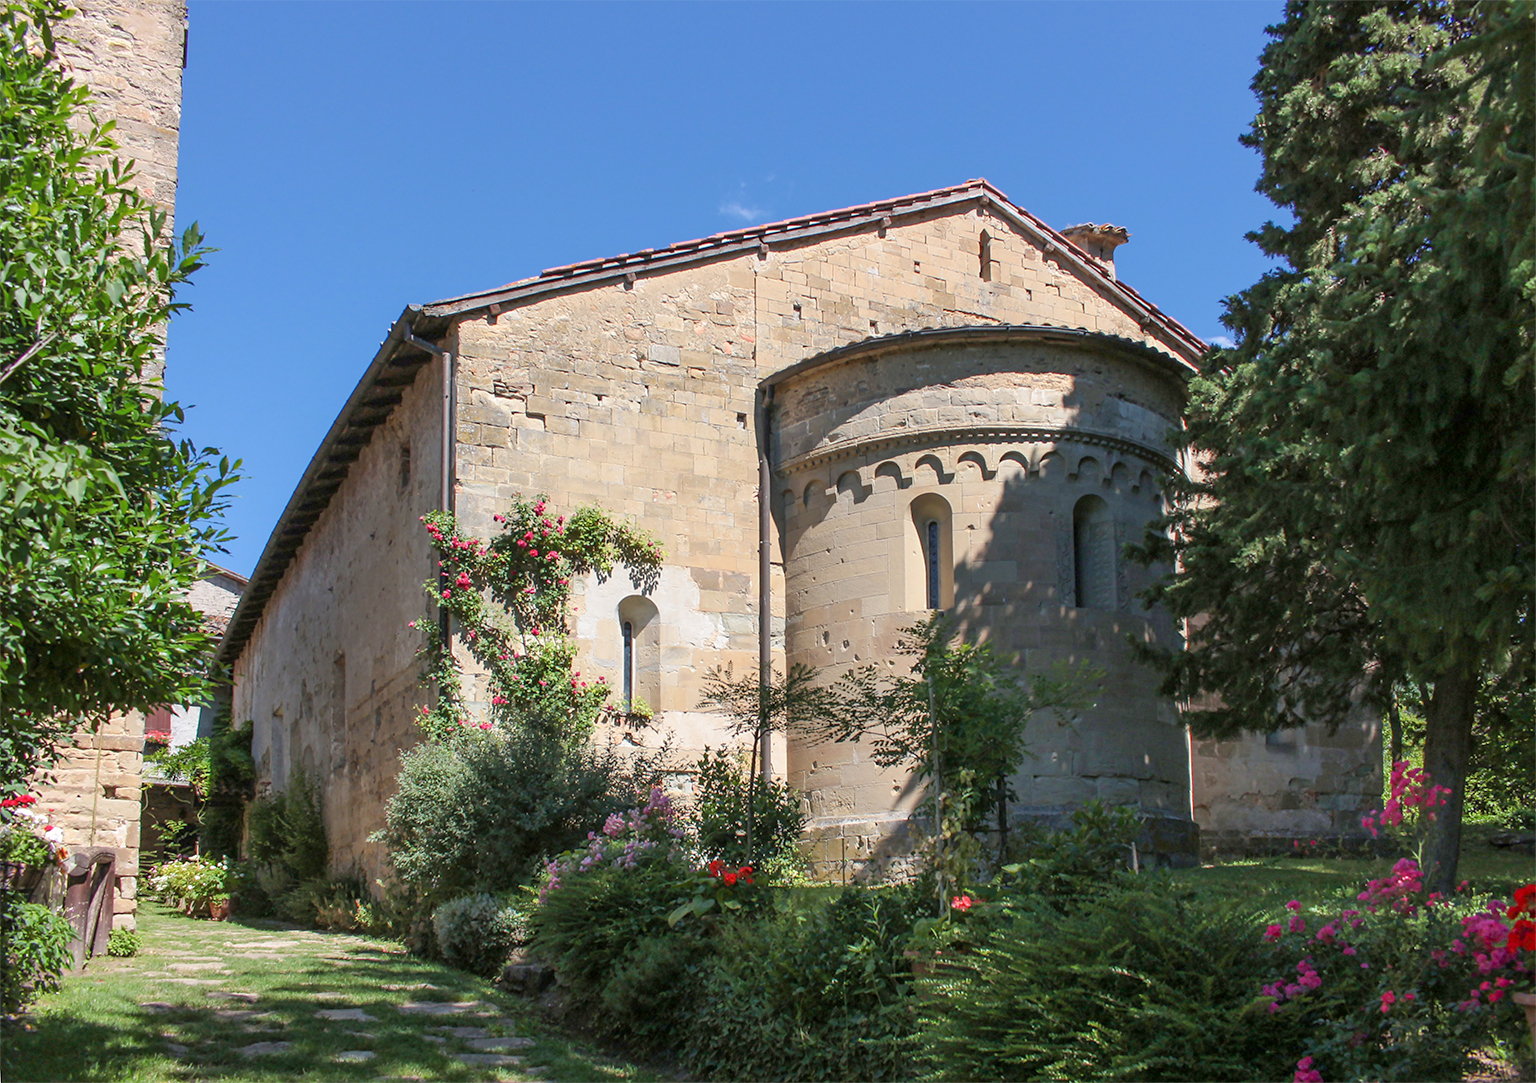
[
  {"x1": 208, "y1": 893, "x2": 232, "y2": 921},
  {"x1": 0, "y1": 795, "x2": 67, "y2": 898}
]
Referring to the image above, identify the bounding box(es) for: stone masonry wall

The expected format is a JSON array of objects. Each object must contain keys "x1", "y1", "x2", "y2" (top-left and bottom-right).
[
  {"x1": 446, "y1": 204, "x2": 1199, "y2": 863},
  {"x1": 1192, "y1": 715, "x2": 1384, "y2": 859},
  {"x1": 25, "y1": 0, "x2": 186, "y2": 931},
  {"x1": 233, "y1": 360, "x2": 445, "y2": 887},
  {"x1": 772, "y1": 335, "x2": 1194, "y2": 878}
]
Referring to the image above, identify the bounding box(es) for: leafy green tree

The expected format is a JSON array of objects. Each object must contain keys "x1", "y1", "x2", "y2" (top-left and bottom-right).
[
  {"x1": 0, "y1": 0, "x2": 237, "y2": 802},
  {"x1": 1134, "y1": 2, "x2": 1533, "y2": 892}
]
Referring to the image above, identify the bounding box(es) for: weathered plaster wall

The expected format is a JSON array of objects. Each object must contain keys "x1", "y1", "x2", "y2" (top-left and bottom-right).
[{"x1": 233, "y1": 360, "x2": 443, "y2": 884}]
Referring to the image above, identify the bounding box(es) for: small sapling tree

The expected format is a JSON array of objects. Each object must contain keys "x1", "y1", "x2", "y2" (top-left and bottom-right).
[
  {"x1": 696, "y1": 663, "x2": 836, "y2": 863},
  {"x1": 808, "y1": 614, "x2": 1099, "y2": 909}
]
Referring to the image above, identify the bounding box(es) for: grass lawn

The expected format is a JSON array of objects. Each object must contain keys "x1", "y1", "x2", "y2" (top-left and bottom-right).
[
  {"x1": 4, "y1": 836, "x2": 1530, "y2": 1083},
  {"x1": 1, "y1": 901, "x2": 665, "y2": 1083},
  {"x1": 1171, "y1": 824, "x2": 1535, "y2": 910}
]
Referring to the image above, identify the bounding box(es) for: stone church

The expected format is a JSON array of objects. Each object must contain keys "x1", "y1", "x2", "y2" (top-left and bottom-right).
[{"x1": 219, "y1": 181, "x2": 1381, "y2": 883}]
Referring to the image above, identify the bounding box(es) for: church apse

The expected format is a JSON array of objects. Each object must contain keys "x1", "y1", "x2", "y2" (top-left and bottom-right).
[{"x1": 769, "y1": 326, "x2": 1198, "y2": 878}]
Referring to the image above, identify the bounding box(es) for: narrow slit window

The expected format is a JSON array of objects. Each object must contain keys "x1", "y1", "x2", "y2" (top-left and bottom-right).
[
  {"x1": 926, "y1": 520, "x2": 942, "y2": 609},
  {"x1": 622, "y1": 621, "x2": 634, "y2": 711},
  {"x1": 979, "y1": 230, "x2": 992, "y2": 281}
]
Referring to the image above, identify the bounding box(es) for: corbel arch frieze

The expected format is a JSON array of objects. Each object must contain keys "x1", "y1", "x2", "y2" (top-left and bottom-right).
[{"x1": 773, "y1": 422, "x2": 1183, "y2": 483}]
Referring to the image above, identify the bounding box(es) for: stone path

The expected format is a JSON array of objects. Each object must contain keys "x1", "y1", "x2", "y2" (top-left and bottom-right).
[{"x1": 125, "y1": 916, "x2": 553, "y2": 1081}]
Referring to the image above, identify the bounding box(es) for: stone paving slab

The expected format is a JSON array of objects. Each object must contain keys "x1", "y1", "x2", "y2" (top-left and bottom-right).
[
  {"x1": 238, "y1": 1041, "x2": 292, "y2": 1057},
  {"x1": 398, "y1": 1000, "x2": 485, "y2": 1015},
  {"x1": 206, "y1": 991, "x2": 261, "y2": 1002},
  {"x1": 138, "y1": 1002, "x2": 177, "y2": 1013},
  {"x1": 316, "y1": 1008, "x2": 377, "y2": 1021},
  {"x1": 454, "y1": 1053, "x2": 525, "y2": 1067},
  {"x1": 466, "y1": 1037, "x2": 535, "y2": 1051},
  {"x1": 335, "y1": 1050, "x2": 376, "y2": 1062}
]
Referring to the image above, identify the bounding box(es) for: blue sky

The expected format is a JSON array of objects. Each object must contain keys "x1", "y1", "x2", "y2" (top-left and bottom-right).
[{"x1": 165, "y1": 0, "x2": 1283, "y2": 578}]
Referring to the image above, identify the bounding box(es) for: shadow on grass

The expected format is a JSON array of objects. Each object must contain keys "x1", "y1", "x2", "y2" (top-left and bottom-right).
[{"x1": 3, "y1": 902, "x2": 662, "y2": 1083}]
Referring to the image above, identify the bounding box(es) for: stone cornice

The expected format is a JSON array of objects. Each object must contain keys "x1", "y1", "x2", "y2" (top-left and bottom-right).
[{"x1": 774, "y1": 422, "x2": 1184, "y2": 480}]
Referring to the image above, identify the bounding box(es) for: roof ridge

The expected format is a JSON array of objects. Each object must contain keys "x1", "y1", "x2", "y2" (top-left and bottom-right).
[
  {"x1": 431, "y1": 179, "x2": 1000, "y2": 308},
  {"x1": 421, "y1": 179, "x2": 1205, "y2": 358}
]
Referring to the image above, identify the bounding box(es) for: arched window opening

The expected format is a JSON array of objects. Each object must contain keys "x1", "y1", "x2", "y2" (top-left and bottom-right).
[
  {"x1": 617, "y1": 596, "x2": 660, "y2": 716},
  {"x1": 926, "y1": 520, "x2": 942, "y2": 610},
  {"x1": 622, "y1": 620, "x2": 635, "y2": 711},
  {"x1": 908, "y1": 493, "x2": 954, "y2": 611},
  {"x1": 1073, "y1": 495, "x2": 1115, "y2": 609}
]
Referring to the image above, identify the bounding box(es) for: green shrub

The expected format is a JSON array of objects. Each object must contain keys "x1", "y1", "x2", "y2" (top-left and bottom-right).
[
  {"x1": 1253, "y1": 864, "x2": 1528, "y2": 1083},
  {"x1": 691, "y1": 746, "x2": 806, "y2": 867},
  {"x1": 917, "y1": 883, "x2": 1291, "y2": 1082},
  {"x1": 686, "y1": 887, "x2": 921, "y2": 1082},
  {"x1": 530, "y1": 787, "x2": 711, "y2": 1053},
  {"x1": 201, "y1": 716, "x2": 255, "y2": 860},
  {"x1": 106, "y1": 926, "x2": 141, "y2": 957},
  {"x1": 378, "y1": 726, "x2": 642, "y2": 909},
  {"x1": 247, "y1": 768, "x2": 327, "y2": 882},
  {"x1": 0, "y1": 825, "x2": 51, "y2": 866},
  {"x1": 995, "y1": 799, "x2": 1141, "y2": 902},
  {"x1": 432, "y1": 893, "x2": 527, "y2": 977},
  {"x1": 1, "y1": 896, "x2": 75, "y2": 1015}
]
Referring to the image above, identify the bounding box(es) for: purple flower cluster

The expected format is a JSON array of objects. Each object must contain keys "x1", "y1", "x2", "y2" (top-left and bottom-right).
[{"x1": 540, "y1": 786, "x2": 686, "y2": 902}]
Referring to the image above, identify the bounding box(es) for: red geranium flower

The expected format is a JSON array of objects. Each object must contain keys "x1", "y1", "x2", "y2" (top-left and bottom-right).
[
  {"x1": 1509, "y1": 919, "x2": 1536, "y2": 953},
  {"x1": 723, "y1": 871, "x2": 737, "y2": 886},
  {"x1": 707, "y1": 859, "x2": 723, "y2": 877}
]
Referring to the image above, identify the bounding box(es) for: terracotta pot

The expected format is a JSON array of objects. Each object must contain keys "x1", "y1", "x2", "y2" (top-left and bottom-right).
[
  {"x1": 208, "y1": 899, "x2": 231, "y2": 921},
  {"x1": 1513, "y1": 991, "x2": 1536, "y2": 1053}
]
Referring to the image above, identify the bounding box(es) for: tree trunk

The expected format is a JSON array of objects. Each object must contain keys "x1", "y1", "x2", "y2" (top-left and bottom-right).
[
  {"x1": 1420, "y1": 656, "x2": 1477, "y2": 895},
  {"x1": 1387, "y1": 688, "x2": 1403, "y2": 769}
]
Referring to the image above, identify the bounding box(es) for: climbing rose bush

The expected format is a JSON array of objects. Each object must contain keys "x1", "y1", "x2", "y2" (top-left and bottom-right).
[
  {"x1": 1360, "y1": 760, "x2": 1452, "y2": 861},
  {"x1": 413, "y1": 496, "x2": 662, "y2": 741},
  {"x1": 1257, "y1": 864, "x2": 1531, "y2": 1082}
]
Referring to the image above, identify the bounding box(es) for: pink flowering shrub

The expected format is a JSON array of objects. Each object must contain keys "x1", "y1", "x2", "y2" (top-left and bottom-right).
[
  {"x1": 540, "y1": 786, "x2": 686, "y2": 901},
  {"x1": 1359, "y1": 760, "x2": 1452, "y2": 864},
  {"x1": 412, "y1": 497, "x2": 662, "y2": 741},
  {"x1": 1256, "y1": 862, "x2": 1531, "y2": 1082}
]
